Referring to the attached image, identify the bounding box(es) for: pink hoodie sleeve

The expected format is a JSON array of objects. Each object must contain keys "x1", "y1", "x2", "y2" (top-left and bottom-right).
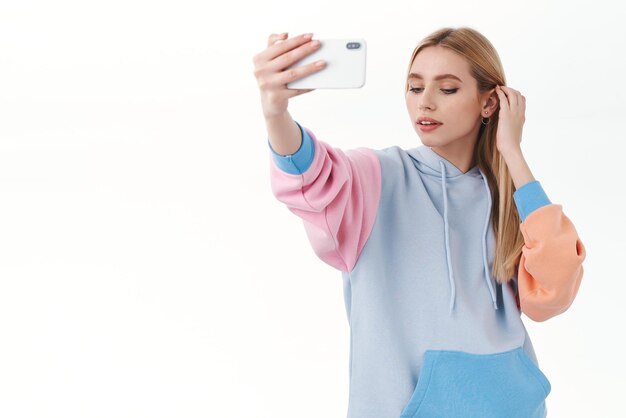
[
  {"x1": 516, "y1": 204, "x2": 587, "y2": 322},
  {"x1": 268, "y1": 123, "x2": 381, "y2": 273}
]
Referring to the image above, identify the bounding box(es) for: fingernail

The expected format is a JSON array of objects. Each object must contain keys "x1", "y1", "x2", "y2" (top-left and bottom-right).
[{"x1": 304, "y1": 33, "x2": 313, "y2": 39}]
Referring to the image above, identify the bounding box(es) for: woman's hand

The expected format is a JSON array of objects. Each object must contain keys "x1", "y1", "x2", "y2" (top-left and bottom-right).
[
  {"x1": 494, "y1": 85, "x2": 526, "y2": 156},
  {"x1": 252, "y1": 32, "x2": 326, "y2": 120}
]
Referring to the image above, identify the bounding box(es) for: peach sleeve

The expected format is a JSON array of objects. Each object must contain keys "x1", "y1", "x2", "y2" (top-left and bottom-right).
[{"x1": 517, "y1": 204, "x2": 587, "y2": 322}]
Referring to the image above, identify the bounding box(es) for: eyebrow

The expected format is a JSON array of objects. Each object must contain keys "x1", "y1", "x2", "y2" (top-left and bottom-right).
[{"x1": 407, "y1": 73, "x2": 463, "y2": 83}]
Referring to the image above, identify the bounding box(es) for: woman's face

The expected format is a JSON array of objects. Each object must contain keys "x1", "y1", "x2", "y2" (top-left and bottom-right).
[{"x1": 405, "y1": 46, "x2": 493, "y2": 149}]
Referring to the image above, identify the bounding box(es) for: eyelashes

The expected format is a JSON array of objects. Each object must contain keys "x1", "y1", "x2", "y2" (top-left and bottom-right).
[{"x1": 409, "y1": 88, "x2": 458, "y2": 94}]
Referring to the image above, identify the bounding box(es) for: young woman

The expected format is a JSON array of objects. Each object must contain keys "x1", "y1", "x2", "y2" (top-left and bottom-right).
[{"x1": 253, "y1": 27, "x2": 586, "y2": 418}]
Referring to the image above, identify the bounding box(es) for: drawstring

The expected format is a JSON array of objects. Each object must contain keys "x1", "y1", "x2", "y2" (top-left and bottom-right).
[
  {"x1": 439, "y1": 162, "x2": 456, "y2": 313},
  {"x1": 439, "y1": 161, "x2": 498, "y2": 314}
]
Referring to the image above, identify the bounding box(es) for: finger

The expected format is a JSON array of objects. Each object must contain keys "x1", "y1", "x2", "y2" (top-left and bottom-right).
[
  {"x1": 269, "y1": 39, "x2": 321, "y2": 74},
  {"x1": 495, "y1": 86, "x2": 509, "y2": 109},
  {"x1": 513, "y1": 90, "x2": 521, "y2": 107},
  {"x1": 261, "y1": 33, "x2": 314, "y2": 63},
  {"x1": 500, "y1": 85, "x2": 521, "y2": 107},
  {"x1": 267, "y1": 32, "x2": 287, "y2": 48},
  {"x1": 499, "y1": 85, "x2": 514, "y2": 106},
  {"x1": 275, "y1": 60, "x2": 326, "y2": 87}
]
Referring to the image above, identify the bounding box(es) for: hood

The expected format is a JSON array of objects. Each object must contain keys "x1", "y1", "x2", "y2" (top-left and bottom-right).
[{"x1": 407, "y1": 145, "x2": 498, "y2": 315}]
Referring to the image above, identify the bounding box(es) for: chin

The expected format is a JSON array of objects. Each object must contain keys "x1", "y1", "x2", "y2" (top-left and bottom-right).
[
  {"x1": 413, "y1": 126, "x2": 443, "y2": 145},
  {"x1": 416, "y1": 135, "x2": 438, "y2": 147}
]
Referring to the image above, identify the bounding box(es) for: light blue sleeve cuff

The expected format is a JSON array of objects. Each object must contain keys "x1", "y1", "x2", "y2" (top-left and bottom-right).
[
  {"x1": 513, "y1": 180, "x2": 552, "y2": 222},
  {"x1": 267, "y1": 120, "x2": 315, "y2": 175}
]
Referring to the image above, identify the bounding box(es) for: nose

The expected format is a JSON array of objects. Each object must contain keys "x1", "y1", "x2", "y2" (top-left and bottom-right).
[
  {"x1": 419, "y1": 102, "x2": 433, "y2": 111},
  {"x1": 417, "y1": 89, "x2": 435, "y2": 111}
]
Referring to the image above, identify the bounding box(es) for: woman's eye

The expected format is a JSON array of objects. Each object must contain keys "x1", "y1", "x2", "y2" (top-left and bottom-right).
[{"x1": 409, "y1": 88, "x2": 458, "y2": 94}]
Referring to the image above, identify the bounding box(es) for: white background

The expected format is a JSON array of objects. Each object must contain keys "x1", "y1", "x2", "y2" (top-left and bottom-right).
[{"x1": 1, "y1": 0, "x2": 624, "y2": 417}]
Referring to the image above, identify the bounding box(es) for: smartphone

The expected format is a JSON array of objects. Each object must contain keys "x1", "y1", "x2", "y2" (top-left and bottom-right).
[{"x1": 286, "y1": 39, "x2": 367, "y2": 89}]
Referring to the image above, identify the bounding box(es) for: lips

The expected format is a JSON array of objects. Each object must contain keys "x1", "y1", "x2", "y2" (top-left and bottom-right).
[
  {"x1": 417, "y1": 116, "x2": 442, "y2": 125},
  {"x1": 417, "y1": 122, "x2": 441, "y2": 132}
]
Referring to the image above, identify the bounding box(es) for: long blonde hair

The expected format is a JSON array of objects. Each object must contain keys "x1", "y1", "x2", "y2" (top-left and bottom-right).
[{"x1": 405, "y1": 27, "x2": 524, "y2": 284}]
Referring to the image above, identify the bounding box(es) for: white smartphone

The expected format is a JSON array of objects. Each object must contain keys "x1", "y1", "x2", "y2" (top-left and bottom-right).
[{"x1": 286, "y1": 38, "x2": 367, "y2": 89}]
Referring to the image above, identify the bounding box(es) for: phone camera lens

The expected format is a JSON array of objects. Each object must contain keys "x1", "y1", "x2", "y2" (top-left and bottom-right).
[{"x1": 346, "y1": 42, "x2": 361, "y2": 50}]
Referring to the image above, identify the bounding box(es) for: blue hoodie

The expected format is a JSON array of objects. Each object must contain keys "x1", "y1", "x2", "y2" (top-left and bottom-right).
[{"x1": 267, "y1": 121, "x2": 585, "y2": 418}]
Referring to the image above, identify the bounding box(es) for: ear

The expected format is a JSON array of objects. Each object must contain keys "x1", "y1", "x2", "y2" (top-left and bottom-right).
[{"x1": 481, "y1": 88, "x2": 499, "y2": 117}]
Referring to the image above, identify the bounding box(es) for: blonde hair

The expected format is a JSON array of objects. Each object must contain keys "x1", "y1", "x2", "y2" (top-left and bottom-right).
[{"x1": 405, "y1": 26, "x2": 524, "y2": 284}]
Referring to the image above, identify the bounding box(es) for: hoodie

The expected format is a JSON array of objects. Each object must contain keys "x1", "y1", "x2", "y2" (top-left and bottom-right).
[{"x1": 267, "y1": 121, "x2": 586, "y2": 418}]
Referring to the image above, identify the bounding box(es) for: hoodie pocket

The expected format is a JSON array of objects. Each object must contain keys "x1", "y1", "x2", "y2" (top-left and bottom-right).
[{"x1": 399, "y1": 346, "x2": 551, "y2": 418}]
